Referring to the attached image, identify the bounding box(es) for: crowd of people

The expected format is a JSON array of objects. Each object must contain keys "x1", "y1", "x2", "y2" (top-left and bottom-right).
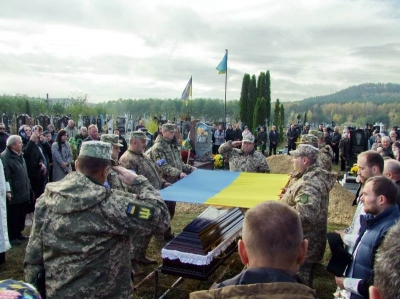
[{"x1": 0, "y1": 120, "x2": 400, "y2": 299}]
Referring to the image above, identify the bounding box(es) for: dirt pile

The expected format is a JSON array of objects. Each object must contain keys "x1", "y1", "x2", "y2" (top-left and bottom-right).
[{"x1": 267, "y1": 154, "x2": 355, "y2": 225}]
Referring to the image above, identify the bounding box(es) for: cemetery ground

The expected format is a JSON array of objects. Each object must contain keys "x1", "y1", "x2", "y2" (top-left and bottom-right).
[{"x1": 0, "y1": 214, "x2": 347, "y2": 298}]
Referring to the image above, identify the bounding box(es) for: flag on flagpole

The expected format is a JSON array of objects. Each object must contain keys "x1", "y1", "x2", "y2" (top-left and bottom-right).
[
  {"x1": 216, "y1": 52, "x2": 227, "y2": 74},
  {"x1": 181, "y1": 76, "x2": 192, "y2": 106}
]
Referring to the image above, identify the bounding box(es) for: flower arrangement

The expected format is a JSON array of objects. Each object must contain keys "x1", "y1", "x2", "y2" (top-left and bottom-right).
[
  {"x1": 213, "y1": 154, "x2": 224, "y2": 169},
  {"x1": 182, "y1": 138, "x2": 192, "y2": 150},
  {"x1": 350, "y1": 164, "x2": 358, "y2": 175}
]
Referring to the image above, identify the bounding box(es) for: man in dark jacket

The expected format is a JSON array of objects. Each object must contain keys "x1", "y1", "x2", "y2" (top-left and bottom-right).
[
  {"x1": 330, "y1": 126, "x2": 342, "y2": 165},
  {"x1": 256, "y1": 126, "x2": 267, "y2": 156},
  {"x1": 269, "y1": 125, "x2": 279, "y2": 156},
  {"x1": 286, "y1": 125, "x2": 299, "y2": 154},
  {"x1": 335, "y1": 176, "x2": 400, "y2": 299},
  {"x1": 190, "y1": 201, "x2": 317, "y2": 299},
  {"x1": 225, "y1": 124, "x2": 235, "y2": 142},
  {"x1": 233, "y1": 123, "x2": 242, "y2": 142},
  {"x1": 339, "y1": 130, "x2": 351, "y2": 171},
  {"x1": 0, "y1": 123, "x2": 9, "y2": 153},
  {"x1": 1, "y1": 135, "x2": 31, "y2": 246}
]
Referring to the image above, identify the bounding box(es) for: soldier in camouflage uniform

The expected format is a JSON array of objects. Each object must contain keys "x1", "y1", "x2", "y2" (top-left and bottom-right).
[
  {"x1": 101, "y1": 133, "x2": 150, "y2": 276},
  {"x1": 24, "y1": 141, "x2": 170, "y2": 298},
  {"x1": 281, "y1": 144, "x2": 336, "y2": 287},
  {"x1": 309, "y1": 130, "x2": 334, "y2": 172},
  {"x1": 148, "y1": 123, "x2": 196, "y2": 239},
  {"x1": 119, "y1": 131, "x2": 171, "y2": 270},
  {"x1": 218, "y1": 134, "x2": 270, "y2": 173}
]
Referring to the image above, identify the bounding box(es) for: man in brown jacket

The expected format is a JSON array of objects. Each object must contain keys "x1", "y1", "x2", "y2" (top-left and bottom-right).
[{"x1": 190, "y1": 201, "x2": 317, "y2": 299}]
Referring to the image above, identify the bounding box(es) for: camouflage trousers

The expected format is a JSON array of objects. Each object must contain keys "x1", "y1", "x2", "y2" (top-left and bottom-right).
[
  {"x1": 297, "y1": 262, "x2": 315, "y2": 288},
  {"x1": 130, "y1": 233, "x2": 153, "y2": 260}
]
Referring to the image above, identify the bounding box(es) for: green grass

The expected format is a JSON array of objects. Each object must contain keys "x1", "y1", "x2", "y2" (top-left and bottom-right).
[{"x1": 0, "y1": 209, "x2": 348, "y2": 299}]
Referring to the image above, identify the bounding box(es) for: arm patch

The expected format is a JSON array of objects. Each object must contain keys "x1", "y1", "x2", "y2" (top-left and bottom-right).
[{"x1": 126, "y1": 203, "x2": 154, "y2": 220}]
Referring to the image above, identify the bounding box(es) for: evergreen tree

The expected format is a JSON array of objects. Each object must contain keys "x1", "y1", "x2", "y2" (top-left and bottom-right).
[
  {"x1": 257, "y1": 72, "x2": 266, "y2": 99},
  {"x1": 266, "y1": 70, "x2": 271, "y2": 122},
  {"x1": 273, "y1": 99, "x2": 281, "y2": 127},
  {"x1": 279, "y1": 102, "x2": 285, "y2": 143},
  {"x1": 239, "y1": 74, "x2": 251, "y2": 127},
  {"x1": 25, "y1": 100, "x2": 31, "y2": 116},
  {"x1": 247, "y1": 74, "x2": 257, "y2": 131},
  {"x1": 253, "y1": 97, "x2": 267, "y2": 130},
  {"x1": 303, "y1": 111, "x2": 308, "y2": 124}
]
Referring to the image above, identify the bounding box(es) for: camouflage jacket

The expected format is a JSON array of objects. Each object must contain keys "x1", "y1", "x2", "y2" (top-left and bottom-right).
[
  {"x1": 281, "y1": 165, "x2": 336, "y2": 263},
  {"x1": 106, "y1": 167, "x2": 126, "y2": 191},
  {"x1": 219, "y1": 141, "x2": 270, "y2": 173},
  {"x1": 119, "y1": 149, "x2": 165, "y2": 190},
  {"x1": 318, "y1": 144, "x2": 334, "y2": 172},
  {"x1": 148, "y1": 135, "x2": 192, "y2": 183},
  {"x1": 24, "y1": 171, "x2": 170, "y2": 299}
]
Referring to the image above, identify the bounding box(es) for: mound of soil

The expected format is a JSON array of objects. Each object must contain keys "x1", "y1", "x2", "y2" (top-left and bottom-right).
[{"x1": 267, "y1": 155, "x2": 294, "y2": 174}]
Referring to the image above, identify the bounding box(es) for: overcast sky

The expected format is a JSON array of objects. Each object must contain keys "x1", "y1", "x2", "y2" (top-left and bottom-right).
[{"x1": 1, "y1": 0, "x2": 399, "y2": 103}]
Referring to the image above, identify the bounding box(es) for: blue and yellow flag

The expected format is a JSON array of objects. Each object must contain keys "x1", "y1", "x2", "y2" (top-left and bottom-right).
[
  {"x1": 216, "y1": 52, "x2": 227, "y2": 74},
  {"x1": 159, "y1": 169, "x2": 289, "y2": 209},
  {"x1": 181, "y1": 76, "x2": 192, "y2": 106}
]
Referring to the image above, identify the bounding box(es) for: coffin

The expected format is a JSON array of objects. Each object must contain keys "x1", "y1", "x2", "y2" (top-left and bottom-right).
[{"x1": 161, "y1": 206, "x2": 244, "y2": 279}]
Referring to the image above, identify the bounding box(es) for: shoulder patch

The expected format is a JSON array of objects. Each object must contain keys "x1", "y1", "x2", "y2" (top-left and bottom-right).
[
  {"x1": 126, "y1": 203, "x2": 154, "y2": 220},
  {"x1": 298, "y1": 194, "x2": 309, "y2": 204}
]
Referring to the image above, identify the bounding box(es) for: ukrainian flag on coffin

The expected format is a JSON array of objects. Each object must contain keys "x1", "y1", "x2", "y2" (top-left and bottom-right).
[{"x1": 159, "y1": 169, "x2": 289, "y2": 209}]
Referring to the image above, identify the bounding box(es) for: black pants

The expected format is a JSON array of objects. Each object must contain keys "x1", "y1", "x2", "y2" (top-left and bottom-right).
[
  {"x1": 332, "y1": 146, "x2": 339, "y2": 164},
  {"x1": 340, "y1": 156, "x2": 347, "y2": 171},
  {"x1": 287, "y1": 142, "x2": 296, "y2": 154},
  {"x1": 7, "y1": 201, "x2": 28, "y2": 241},
  {"x1": 269, "y1": 142, "x2": 277, "y2": 155},
  {"x1": 164, "y1": 200, "x2": 176, "y2": 237}
]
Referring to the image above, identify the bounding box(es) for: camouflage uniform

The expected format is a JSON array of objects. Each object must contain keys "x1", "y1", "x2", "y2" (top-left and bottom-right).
[
  {"x1": 149, "y1": 135, "x2": 192, "y2": 184},
  {"x1": 119, "y1": 149, "x2": 166, "y2": 260},
  {"x1": 281, "y1": 145, "x2": 336, "y2": 286},
  {"x1": 24, "y1": 141, "x2": 170, "y2": 298},
  {"x1": 218, "y1": 140, "x2": 270, "y2": 173},
  {"x1": 301, "y1": 132, "x2": 333, "y2": 172}
]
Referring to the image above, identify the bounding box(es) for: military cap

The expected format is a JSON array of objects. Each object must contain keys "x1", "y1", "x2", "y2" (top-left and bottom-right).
[
  {"x1": 79, "y1": 141, "x2": 112, "y2": 161},
  {"x1": 130, "y1": 130, "x2": 149, "y2": 140},
  {"x1": 162, "y1": 123, "x2": 177, "y2": 132},
  {"x1": 100, "y1": 134, "x2": 123, "y2": 147},
  {"x1": 296, "y1": 134, "x2": 318, "y2": 146},
  {"x1": 309, "y1": 130, "x2": 324, "y2": 139},
  {"x1": 290, "y1": 144, "x2": 319, "y2": 160},
  {"x1": 242, "y1": 134, "x2": 255, "y2": 143}
]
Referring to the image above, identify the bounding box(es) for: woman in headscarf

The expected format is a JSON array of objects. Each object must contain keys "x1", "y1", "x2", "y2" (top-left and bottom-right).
[{"x1": 51, "y1": 130, "x2": 72, "y2": 182}]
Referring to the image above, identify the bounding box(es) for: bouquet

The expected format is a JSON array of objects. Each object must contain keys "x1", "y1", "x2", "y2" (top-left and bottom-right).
[
  {"x1": 213, "y1": 154, "x2": 224, "y2": 169},
  {"x1": 350, "y1": 164, "x2": 358, "y2": 175}
]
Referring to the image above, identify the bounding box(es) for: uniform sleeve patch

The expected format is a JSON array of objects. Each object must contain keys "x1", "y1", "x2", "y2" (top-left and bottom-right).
[
  {"x1": 126, "y1": 203, "x2": 154, "y2": 220},
  {"x1": 298, "y1": 194, "x2": 309, "y2": 204},
  {"x1": 156, "y1": 159, "x2": 166, "y2": 167}
]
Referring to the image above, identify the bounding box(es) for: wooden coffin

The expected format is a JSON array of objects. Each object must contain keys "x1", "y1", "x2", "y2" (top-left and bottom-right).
[{"x1": 161, "y1": 206, "x2": 244, "y2": 279}]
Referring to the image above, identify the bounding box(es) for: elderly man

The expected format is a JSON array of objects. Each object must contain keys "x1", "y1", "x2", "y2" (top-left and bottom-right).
[
  {"x1": 281, "y1": 144, "x2": 336, "y2": 287},
  {"x1": 83, "y1": 124, "x2": 99, "y2": 142},
  {"x1": 383, "y1": 159, "x2": 400, "y2": 209},
  {"x1": 120, "y1": 131, "x2": 170, "y2": 272},
  {"x1": 286, "y1": 124, "x2": 299, "y2": 153},
  {"x1": 268, "y1": 125, "x2": 279, "y2": 156},
  {"x1": 0, "y1": 135, "x2": 31, "y2": 246},
  {"x1": 190, "y1": 201, "x2": 316, "y2": 298},
  {"x1": 149, "y1": 123, "x2": 195, "y2": 240},
  {"x1": 24, "y1": 141, "x2": 170, "y2": 298},
  {"x1": 335, "y1": 176, "x2": 400, "y2": 299},
  {"x1": 380, "y1": 136, "x2": 394, "y2": 158},
  {"x1": 219, "y1": 134, "x2": 270, "y2": 173},
  {"x1": 65, "y1": 119, "x2": 78, "y2": 138}
]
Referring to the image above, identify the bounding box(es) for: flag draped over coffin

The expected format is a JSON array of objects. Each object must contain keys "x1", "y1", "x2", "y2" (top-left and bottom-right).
[{"x1": 159, "y1": 169, "x2": 289, "y2": 209}]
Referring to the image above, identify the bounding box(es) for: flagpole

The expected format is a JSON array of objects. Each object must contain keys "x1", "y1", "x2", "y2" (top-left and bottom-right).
[
  {"x1": 190, "y1": 75, "x2": 193, "y2": 117},
  {"x1": 224, "y1": 49, "x2": 228, "y2": 130}
]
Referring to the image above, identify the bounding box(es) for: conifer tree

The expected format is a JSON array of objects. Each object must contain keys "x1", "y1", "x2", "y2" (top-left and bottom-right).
[{"x1": 239, "y1": 74, "x2": 251, "y2": 127}]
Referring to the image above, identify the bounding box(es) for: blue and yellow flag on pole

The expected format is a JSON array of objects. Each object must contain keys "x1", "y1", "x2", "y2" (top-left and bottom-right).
[
  {"x1": 181, "y1": 76, "x2": 192, "y2": 106},
  {"x1": 216, "y1": 52, "x2": 227, "y2": 74}
]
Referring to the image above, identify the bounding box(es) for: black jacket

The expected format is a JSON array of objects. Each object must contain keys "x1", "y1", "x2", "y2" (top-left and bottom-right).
[
  {"x1": 23, "y1": 140, "x2": 51, "y2": 180},
  {"x1": 1, "y1": 147, "x2": 31, "y2": 204},
  {"x1": 0, "y1": 132, "x2": 9, "y2": 153},
  {"x1": 269, "y1": 130, "x2": 279, "y2": 144}
]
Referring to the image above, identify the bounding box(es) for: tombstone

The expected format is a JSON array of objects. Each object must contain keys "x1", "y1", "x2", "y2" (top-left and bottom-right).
[
  {"x1": 57, "y1": 116, "x2": 70, "y2": 131},
  {"x1": 349, "y1": 129, "x2": 368, "y2": 167},
  {"x1": 116, "y1": 116, "x2": 126, "y2": 135},
  {"x1": 96, "y1": 118, "x2": 102, "y2": 133},
  {"x1": 2, "y1": 113, "x2": 9, "y2": 132},
  {"x1": 125, "y1": 114, "x2": 134, "y2": 135},
  {"x1": 181, "y1": 121, "x2": 191, "y2": 140},
  {"x1": 36, "y1": 114, "x2": 50, "y2": 129},
  {"x1": 16, "y1": 114, "x2": 32, "y2": 130},
  {"x1": 146, "y1": 132, "x2": 153, "y2": 148},
  {"x1": 77, "y1": 114, "x2": 84, "y2": 130},
  {"x1": 83, "y1": 116, "x2": 91, "y2": 129},
  {"x1": 189, "y1": 119, "x2": 199, "y2": 150},
  {"x1": 106, "y1": 116, "x2": 114, "y2": 134},
  {"x1": 195, "y1": 122, "x2": 213, "y2": 161}
]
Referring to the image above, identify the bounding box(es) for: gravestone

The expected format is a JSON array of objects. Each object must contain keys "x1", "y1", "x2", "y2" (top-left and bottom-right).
[
  {"x1": 77, "y1": 114, "x2": 84, "y2": 129},
  {"x1": 106, "y1": 116, "x2": 114, "y2": 134},
  {"x1": 36, "y1": 114, "x2": 50, "y2": 129},
  {"x1": 195, "y1": 122, "x2": 213, "y2": 161},
  {"x1": 349, "y1": 129, "x2": 368, "y2": 166},
  {"x1": 16, "y1": 114, "x2": 32, "y2": 129},
  {"x1": 181, "y1": 121, "x2": 191, "y2": 140},
  {"x1": 57, "y1": 116, "x2": 70, "y2": 131},
  {"x1": 116, "y1": 116, "x2": 126, "y2": 135},
  {"x1": 189, "y1": 119, "x2": 199, "y2": 150},
  {"x1": 2, "y1": 113, "x2": 9, "y2": 132},
  {"x1": 96, "y1": 118, "x2": 102, "y2": 133},
  {"x1": 83, "y1": 116, "x2": 91, "y2": 129}
]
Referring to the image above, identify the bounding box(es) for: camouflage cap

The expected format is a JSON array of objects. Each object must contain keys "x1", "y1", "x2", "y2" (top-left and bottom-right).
[
  {"x1": 242, "y1": 134, "x2": 255, "y2": 143},
  {"x1": 79, "y1": 141, "x2": 112, "y2": 161},
  {"x1": 290, "y1": 144, "x2": 319, "y2": 160},
  {"x1": 100, "y1": 134, "x2": 123, "y2": 147},
  {"x1": 162, "y1": 123, "x2": 177, "y2": 132},
  {"x1": 130, "y1": 130, "x2": 149, "y2": 140},
  {"x1": 309, "y1": 130, "x2": 324, "y2": 139},
  {"x1": 296, "y1": 134, "x2": 318, "y2": 146}
]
